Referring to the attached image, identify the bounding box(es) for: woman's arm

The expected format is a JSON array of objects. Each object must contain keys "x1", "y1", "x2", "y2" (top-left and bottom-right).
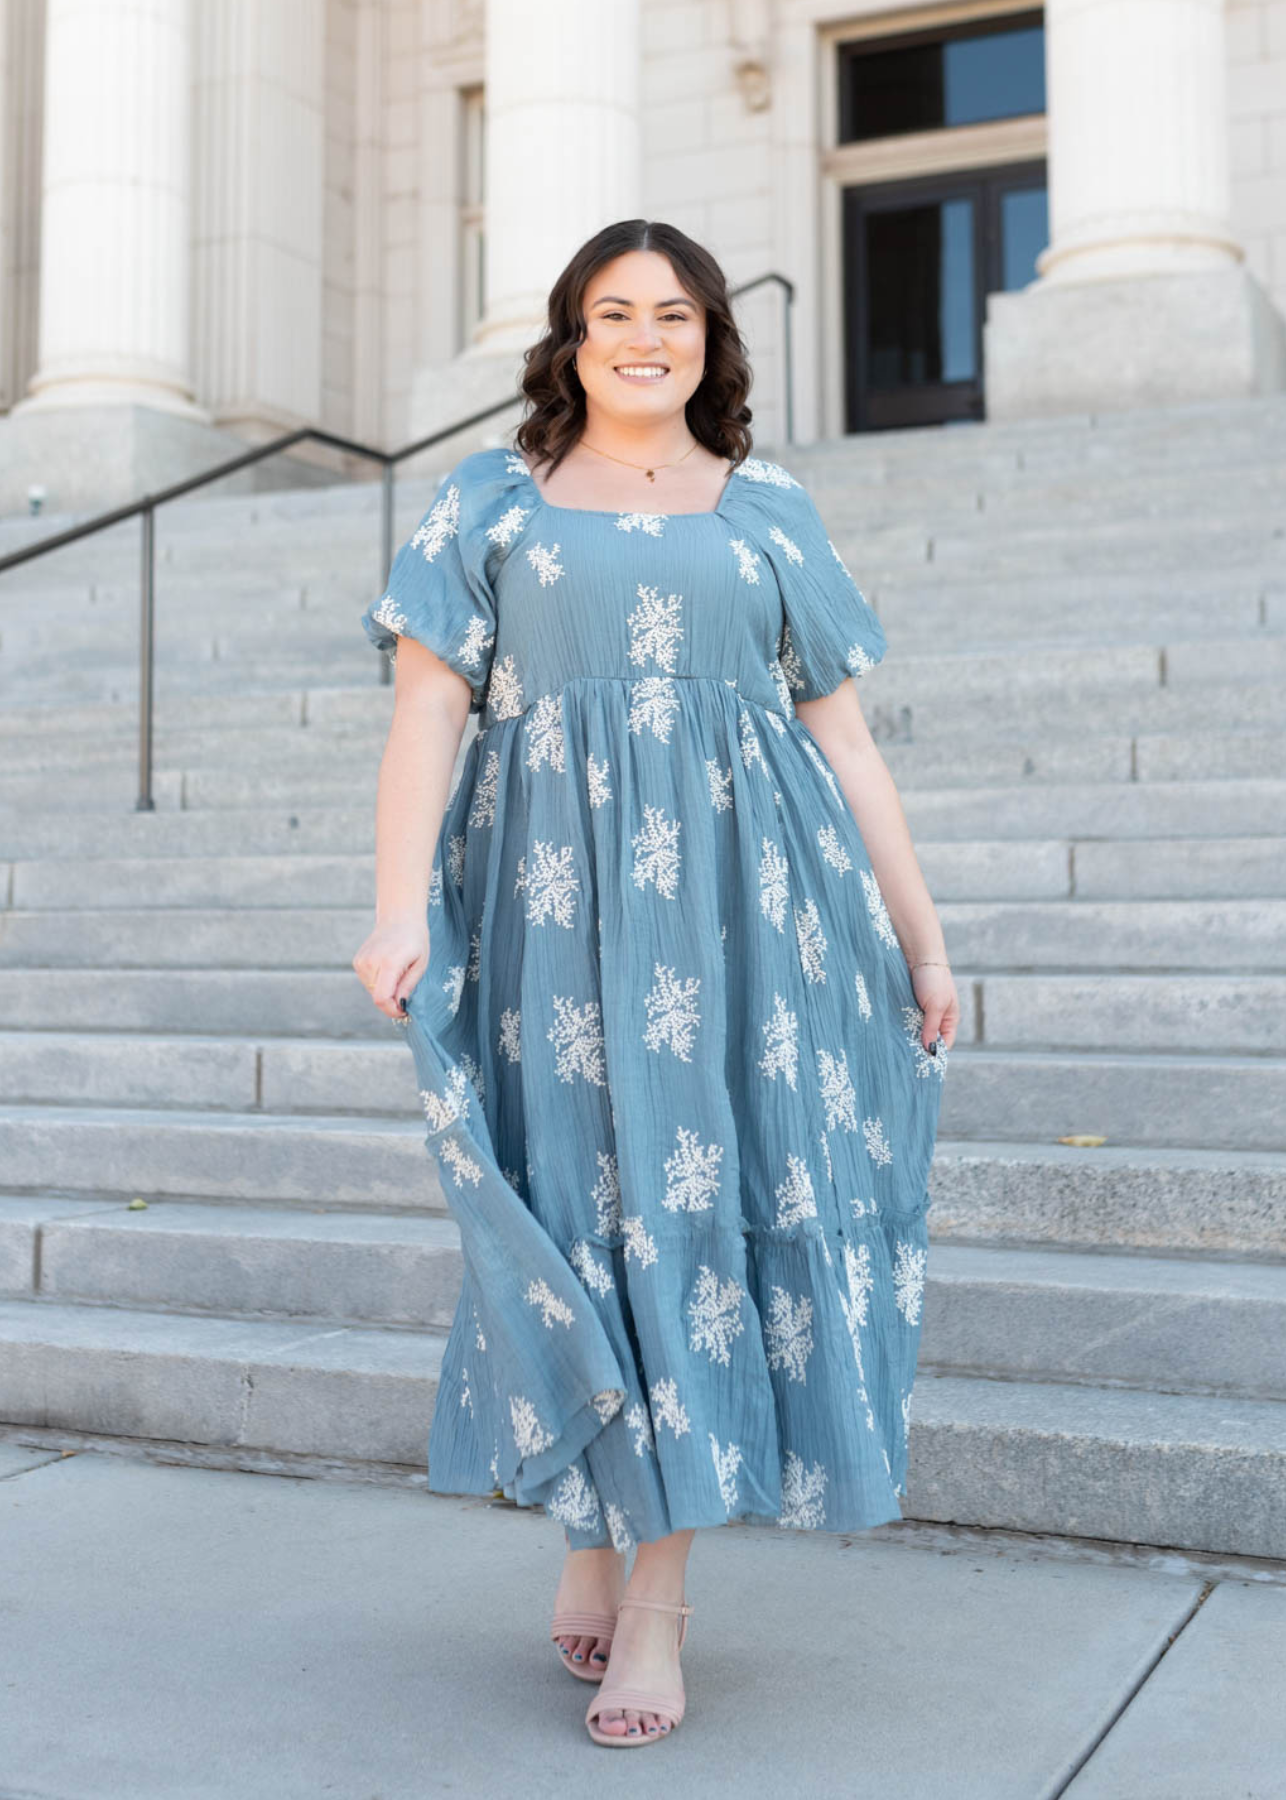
[
  {"x1": 796, "y1": 679, "x2": 959, "y2": 1051},
  {"x1": 352, "y1": 641, "x2": 473, "y2": 1020}
]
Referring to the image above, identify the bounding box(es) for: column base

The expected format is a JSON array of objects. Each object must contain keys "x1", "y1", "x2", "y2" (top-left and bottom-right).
[
  {"x1": 983, "y1": 266, "x2": 1286, "y2": 422},
  {"x1": 403, "y1": 345, "x2": 530, "y2": 481},
  {"x1": 0, "y1": 405, "x2": 344, "y2": 517}
]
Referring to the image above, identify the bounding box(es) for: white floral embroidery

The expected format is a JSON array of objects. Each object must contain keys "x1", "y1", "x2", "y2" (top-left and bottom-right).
[
  {"x1": 893, "y1": 1240, "x2": 927, "y2": 1325},
  {"x1": 687, "y1": 1265, "x2": 745, "y2": 1366},
  {"x1": 839, "y1": 1241, "x2": 874, "y2": 1390},
  {"x1": 626, "y1": 1401, "x2": 655, "y2": 1456},
  {"x1": 569, "y1": 1238, "x2": 614, "y2": 1296},
  {"x1": 729, "y1": 536, "x2": 762, "y2": 583},
  {"x1": 524, "y1": 694, "x2": 566, "y2": 772},
  {"x1": 662, "y1": 1124, "x2": 724, "y2": 1212},
  {"x1": 706, "y1": 759, "x2": 733, "y2": 811},
  {"x1": 758, "y1": 992, "x2": 799, "y2": 1088},
  {"x1": 525, "y1": 840, "x2": 580, "y2": 927},
  {"x1": 465, "y1": 923, "x2": 482, "y2": 983},
  {"x1": 485, "y1": 501, "x2": 530, "y2": 548},
  {"x1": 371, "y1": 594, "x2": 408, "y2": 643},
  {"x1": 739, "y1": 708, "x2": 768, "y2": 775},
  {"x1": 410, "y1": 482, "x2": 460, "y2": 561},
  {"x1": 765, "y1": 1286, "x2": 814, "y2": 1383},
  {"x1": 628, "y1": 583, "x2": 685, "y2": 671},
  {"x1": 817, "y1": 824, "x2": 853, "y2": 874},
  {"x1": 548, "y1": 1464, "x2": 601, "y2": 1532},
  {"x1": 510, "y1": 1394, "x2": 554, "y2": 1458},
  {"x1": 443, "y1": 964, "x2": 466, "y2": 1014},
  {"x1": 419, "y1": 1064, "x2": 472, "y2": 1132},
  {"x1": 468, "y1": 747, "x2": 500, "y2": 828},
  {"x1": 439, "y1": 1135, "x2": 482, "y2": 1186},
  {"x1": 758, "y1": 836, "x2": 790, "y2": 932},
  {"x1": 590, "y1": 1150, "x2": 622, "y2": 1236},
  {"x1": 794, "y1": 897, "x2": 828, "y2": 983},
  {"x1": 779, "y1": 623, "x2": 806, "y2": 694},
  {"x1": 642, "y1": 962, "x2": 702, "y2": 1060},
  {"x1": 860, "y1": 867, "x2": 899, "y2": 950},
  {"x1": 850, "y1": 1194, "x2": 879, "y2": 1219},
  {"x1": 775, "y1": 1153, "x2": 818, "y2": 1228},
  {"x1": 854, "y1": 969, "x2": 873, "y2": 1021},
  {"x1": 548, "y1": 995, "x2": 607, "y2": 1086},
  {"x1": 427, "y1": 862, "x2": 443, "y2": 908},
  {"x1": 846, "y1": 641, "x2": 878, "y2": 677},
  {"x1": 488, "y1": 654, "x2": 524, "y2": 718},
  {"x1": 498, "y1": 1007, "x2": 521, "y2": 1062},
  {"x1": 903, "y1": 1003, "x2": 949, "y2": 1080},
  {"x1": 587, "y1": 752, "x2": 612, "y2": 806},
  {"x1": 615, "y1": 512, "x2": 667, "y2": 536},
  {"x1": 605, "y1": 1502, "x2": 635, "y2": 1552},
  {"x1": 863, "y1": 1116, "x2": 893, "y2": 1167},
  {"x1": 817, "y1": 1047, "x2": 858, "y2": 1133},
  {"x1": 710, "y1": 1434, "x2": 742, "y2": 1511},
  {"x1": 592, "y1": 1388, "x2": 623, "y2": 1423},
  {"x1": 829, "y1": 538, "x2": 855, "y2": 580},
  {"x1": 778, "y1": 1450, "x2": 827, "y2": 1529},
  {"x1": 734, "y1": 457, "x2": 800, "y2": 489},
  {"x1": 526, "y1": 540, "x2": 564, "y2": 585},
  {"x1": 768, "y1": 656, "x2": 794, "y2": 713},
  {"x1": 457, "y1": 612, "x2": 495, "y2": 672},
  {"x1": 447, "y1": 834, "x2": 466, "y2": 887},
  {"x1": 819, "y1": 1127, "x2": 833, "y2": 1188},
  {"x1": 628, "y1": 675, "x2": 681, "y2": 742},
  {"x1": 525, "y1": 1277, "x2": 575, "y2": 1329},
  {"x1": 631, "y1": 801, "x2": 682, "y2": 898},
  {"x1": 459, "y1": 1365, "x2": 473, "y2": 1415},
  {"x1": 769, "y1": 523, "x2": 804, "y2": 565},
  {"x1": 649, "y1": 1378, "x2": 691, "y2": 1438},
  {"x1": 622, "y1": 1215, "x2": 659, "y2": 1268}
]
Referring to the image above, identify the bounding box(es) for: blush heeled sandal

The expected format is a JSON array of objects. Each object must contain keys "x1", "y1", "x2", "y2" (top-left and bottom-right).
[
  {"x1": 549, "y1": 1608, "x2": 617, "y2": 1682},
  {"x1": 584, "y1": 1595, "x2": 693, "y2": 1746}
]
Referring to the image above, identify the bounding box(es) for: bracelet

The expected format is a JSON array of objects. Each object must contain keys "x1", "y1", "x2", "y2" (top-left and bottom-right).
[{"x1": 910, "y1": 959, "x2": 951, "y2": 971}]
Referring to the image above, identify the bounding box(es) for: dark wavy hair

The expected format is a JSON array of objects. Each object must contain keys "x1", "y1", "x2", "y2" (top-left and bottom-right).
[{"x1": 513, "y1": 220, "x2": 755, "y2": 476}]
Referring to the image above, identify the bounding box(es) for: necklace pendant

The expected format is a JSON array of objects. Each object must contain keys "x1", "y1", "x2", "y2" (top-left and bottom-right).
[{"x1": 645, "y1": 468, "x2": 655, "y2": 481}]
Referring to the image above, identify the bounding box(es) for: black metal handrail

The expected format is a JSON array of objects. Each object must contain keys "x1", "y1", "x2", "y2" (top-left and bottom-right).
[{"x1": 0, "y1": 270, "x2": 794, "y2": 811}]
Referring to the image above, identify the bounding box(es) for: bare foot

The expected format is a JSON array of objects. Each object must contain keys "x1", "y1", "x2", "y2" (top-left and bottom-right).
[{"x1": 552, "y1": 1537, "x2": 625, "y2": 1672}]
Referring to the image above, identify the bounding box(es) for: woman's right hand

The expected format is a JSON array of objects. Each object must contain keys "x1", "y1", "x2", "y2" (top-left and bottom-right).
[{"x1": 352, "y1": 915, "x2": 430, "y2": 1023}]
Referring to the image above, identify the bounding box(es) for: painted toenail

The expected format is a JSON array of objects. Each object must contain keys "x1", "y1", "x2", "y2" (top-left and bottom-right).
[
  {"x1": 629, "y1": 1726, "x2": 639, "y2": 1735},
  {"x1": 573, "y1": 1653, "x2": 583, "y2": 1661},
  {"x1": 647, "y1": 1725, "x2": 657, "y2": 1733}
]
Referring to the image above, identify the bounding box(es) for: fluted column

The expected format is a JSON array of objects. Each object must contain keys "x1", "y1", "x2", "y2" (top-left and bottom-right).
[
  {"x1": 470, "y1": 0, "x2": 642, "y2": 352},
  {"x1": 17, "y1": 0, "x2": 204, "y2": 417},
  {"x1": 986, "y1": 0, "x2": 1285, "y2": 417},
  {"x1": 1038, "y1": 0, "x2": 1238, "y2": 284}
]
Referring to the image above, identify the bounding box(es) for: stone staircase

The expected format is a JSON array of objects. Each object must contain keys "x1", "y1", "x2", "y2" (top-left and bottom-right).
[{"x1": 2, "y1": 392, "x2": 1284, "y2": 1557}]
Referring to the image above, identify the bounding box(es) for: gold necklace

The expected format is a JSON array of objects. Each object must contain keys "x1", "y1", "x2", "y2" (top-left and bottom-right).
[{"x1": 579, "y1": 438, "x2": 701, "y2": 484}]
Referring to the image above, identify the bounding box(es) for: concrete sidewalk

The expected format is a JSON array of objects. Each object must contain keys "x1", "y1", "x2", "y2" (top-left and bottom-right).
[{"x1": 1, "y1": 1436, "x2": 1283, "y2": 1800}]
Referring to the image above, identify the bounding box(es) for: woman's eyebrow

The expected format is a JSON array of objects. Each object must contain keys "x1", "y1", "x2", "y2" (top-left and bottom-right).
[{"x1": 590, "y1": 295, "x2": 695, "y2": 308}]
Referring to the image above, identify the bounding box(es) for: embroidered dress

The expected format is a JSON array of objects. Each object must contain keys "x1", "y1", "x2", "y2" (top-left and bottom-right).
[{"x1": 360, "y1": 445, "x2": 947, "y2": 1548}]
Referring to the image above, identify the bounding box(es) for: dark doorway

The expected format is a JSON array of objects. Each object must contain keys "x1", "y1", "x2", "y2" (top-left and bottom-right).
[{"x1": 842, "y1": 161, "x2": 1047, "y2": 431}]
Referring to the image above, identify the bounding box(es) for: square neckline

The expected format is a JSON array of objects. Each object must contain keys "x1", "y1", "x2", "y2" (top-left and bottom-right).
[{"x1": 513, "y1": 450, "x2": 738, "y2": 519}]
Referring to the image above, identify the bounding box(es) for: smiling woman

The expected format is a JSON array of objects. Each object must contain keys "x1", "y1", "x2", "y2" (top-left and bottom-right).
[{"x1": 351, "y1": 217, "x2": 957, "y2": 1754}]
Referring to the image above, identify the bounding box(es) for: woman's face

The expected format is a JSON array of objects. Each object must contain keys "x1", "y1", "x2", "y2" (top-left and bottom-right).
[{"x1": 576, "y1": 250, "x2": 707, "y2": 426}]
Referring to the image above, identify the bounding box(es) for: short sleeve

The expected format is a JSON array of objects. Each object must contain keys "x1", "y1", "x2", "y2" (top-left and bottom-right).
[
  {"x1": 746, "y1": 467, "x2": 887, "y2": 703},
  {"x1": 360, "y1": 456, "x2": 499, "y2": 714}
]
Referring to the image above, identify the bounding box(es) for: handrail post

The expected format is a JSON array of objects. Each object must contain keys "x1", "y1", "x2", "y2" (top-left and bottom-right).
[
  {"x1": 137, "y1": 502, "x2": 156, "y2": 812},
  {"x1": 783, "y1": 281, "x2": 795, "y2": 446},
  {"x1": 379, "y1": 460, "x2": 395, "y2": 687}
]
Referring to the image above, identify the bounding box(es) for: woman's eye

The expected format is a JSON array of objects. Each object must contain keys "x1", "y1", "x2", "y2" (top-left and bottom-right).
[{"x1": 602, "y1": 311, "x2": 688, "y2": 322}]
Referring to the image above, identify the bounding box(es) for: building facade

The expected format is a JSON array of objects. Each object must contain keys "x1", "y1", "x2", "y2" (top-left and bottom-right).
[{"x1": 1, "y1": 0, "x2": 1284, "y2": 511}]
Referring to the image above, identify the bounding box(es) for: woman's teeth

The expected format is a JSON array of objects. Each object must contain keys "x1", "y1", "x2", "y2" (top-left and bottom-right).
[{"x1": 616, "y1": 366, "x2": 668, "y2": 382}]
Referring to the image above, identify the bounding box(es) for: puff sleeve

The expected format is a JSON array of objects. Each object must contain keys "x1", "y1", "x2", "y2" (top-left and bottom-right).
[
  {"x1": 757, "y1": 473, "x2": 887, "y2": 704},
  {"x1": 360, "y1": 456, "x2": 498, "y2": 715}
]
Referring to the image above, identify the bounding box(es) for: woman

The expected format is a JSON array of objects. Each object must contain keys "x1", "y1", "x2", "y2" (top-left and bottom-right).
[{"x1": 352, "y1": 219, "x2": 958, "y2": 1748}]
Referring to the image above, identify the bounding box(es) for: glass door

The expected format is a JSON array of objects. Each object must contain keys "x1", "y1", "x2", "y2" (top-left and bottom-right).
[{"x1": 843, "y1": 161, "x2": 1047, "y2": 431}]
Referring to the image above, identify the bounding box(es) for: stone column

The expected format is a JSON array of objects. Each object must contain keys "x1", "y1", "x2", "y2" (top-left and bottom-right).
[
  {"x1": 407, "y1": 0, "x2": 643, "y2": 447},
  {"x1": 17, "y1": 0, "x2": 203, "y2": 417},
  {"x1": 985, "y1": 0, "x2": 1286, "y2": 418}
]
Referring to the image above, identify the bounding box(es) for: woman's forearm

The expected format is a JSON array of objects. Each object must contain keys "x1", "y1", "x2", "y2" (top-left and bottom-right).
[
  {"x1": 823, "y1": 734, "x2": 949, "y2": 967},
  {"x1": 374, "y1": 700, "x2": 467, "y2": 924}
]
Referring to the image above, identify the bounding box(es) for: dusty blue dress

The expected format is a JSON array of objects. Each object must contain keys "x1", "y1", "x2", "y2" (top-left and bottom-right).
[{"x1": 360, "y1": 444, "x2": 948, "y2": 1548}]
